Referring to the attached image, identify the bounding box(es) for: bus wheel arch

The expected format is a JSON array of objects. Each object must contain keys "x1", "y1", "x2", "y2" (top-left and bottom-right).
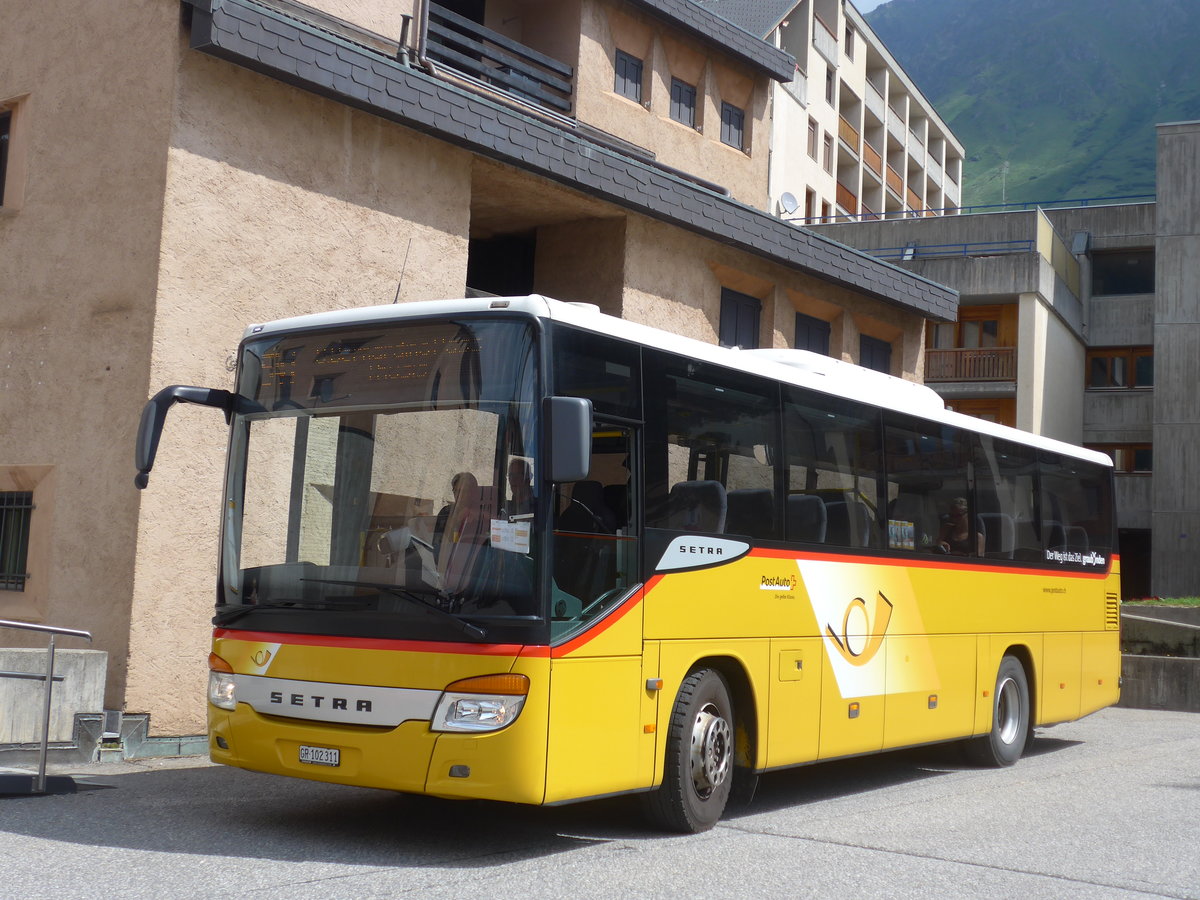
[
  {"x1": 967, "y1": 651, "x2": 1032, "y2": 767},
  {"x1": 641, "y1": 658, "x2": 758, "y2": 832}
]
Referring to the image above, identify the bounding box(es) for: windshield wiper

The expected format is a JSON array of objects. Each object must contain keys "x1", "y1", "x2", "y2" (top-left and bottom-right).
[
  {"x1": 213, "y1": 596, "x2": 370, "y2": 626},
  {"x1": 300, "y1": 578, "x2": 488, "y2": 640}
]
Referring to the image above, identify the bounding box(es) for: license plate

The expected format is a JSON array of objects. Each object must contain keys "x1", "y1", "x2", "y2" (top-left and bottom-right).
[{"x1": 298, "y1": 745, "x2": 340, "y2": 767}]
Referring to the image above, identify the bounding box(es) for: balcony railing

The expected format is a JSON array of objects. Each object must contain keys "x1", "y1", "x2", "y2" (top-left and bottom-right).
[
  {"x1": 836, "y1": 182, "x2": 858, "y2": 214},
  {"x1": 813, "y1": 13, "x2": 839, "y2": 64},
  {"x1": 925, "y1": 347, "x2": 1017, "y2": 382},
  {"x1": 865, "y1": 80, "x2": 885, "y2": 119},
  {"x1": 838, "y1": 115, "x2": 860, "y2": 150},
  {"x1": 425, "y1": 3, "x2": 574, "y2": 113},
  {"x1": 906, "y1": 186, "x2": 922, "y2": 209},
  {"x1": 863, "y1": 140, "x2": 882, "y2": 176},
  {"x1": 886, "y1": 163, "x2": 903, "y2": 195}
]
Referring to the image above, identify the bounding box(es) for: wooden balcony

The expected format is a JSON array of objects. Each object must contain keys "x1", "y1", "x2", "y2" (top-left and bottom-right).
[
  {"x1": 836, "y1": 182, "x2": 858, "y2": 214},
  {"x1": 925, "y1": 347, "x2": 1016, "y2": 382},
  {"x1": 886, "y1": 164, "x2": 903, "y2": 194},
  {"x1": 838, "y1": 115, "x2": 860, "y2": 150},
  {"x1": 863, "y1": 141, "x2": 882, "y2": 176},
  {"x1": 906, "y1": 186, "x2": 922, "y2": 210},
  {"x1": 426, "y1": 3, "x2": 574, "y2": 114}
]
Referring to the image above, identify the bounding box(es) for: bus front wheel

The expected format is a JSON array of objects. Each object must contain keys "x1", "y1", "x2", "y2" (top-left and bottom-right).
[
  {"x1": 641, "y1": 668, "x2": 733, "y2": 833},
  {"x1": 966, "y1": 655, "x2": 1031, "y2": 767}
]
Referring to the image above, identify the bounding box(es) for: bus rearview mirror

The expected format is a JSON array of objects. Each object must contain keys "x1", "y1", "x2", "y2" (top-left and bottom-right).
[
  {"x1": 545, "y1": 396, "x2": 592, "y2": 483},
  {"x1": 134, "y1": 385, "x2": 235, "y2": 489}
]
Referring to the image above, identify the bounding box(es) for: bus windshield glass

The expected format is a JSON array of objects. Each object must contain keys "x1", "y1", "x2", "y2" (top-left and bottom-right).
[{"x1": 219, "y1": 317, "x2": 544, "y2": 643}]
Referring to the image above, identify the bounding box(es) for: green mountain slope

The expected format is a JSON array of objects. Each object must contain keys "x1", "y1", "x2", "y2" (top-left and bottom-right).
[{"x1": 866, "y1": 0, "x2": 1200, "y2": 205}]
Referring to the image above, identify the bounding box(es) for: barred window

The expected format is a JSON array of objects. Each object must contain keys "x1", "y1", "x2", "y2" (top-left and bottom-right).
[{"x1": 1, "y1": 491, "x2": 33, "y2": 591}]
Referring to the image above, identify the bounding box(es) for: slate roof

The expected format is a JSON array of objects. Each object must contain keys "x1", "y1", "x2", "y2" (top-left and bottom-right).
[
  {"x1": 626, "y1": 0, "x2": 795, "y2": 81},
  {"x1": 691, "y1": 0, "x2": 797, "y2": 40},
  {"x1": 184, "y1": 0, "x2": 957, "y2": 322}
]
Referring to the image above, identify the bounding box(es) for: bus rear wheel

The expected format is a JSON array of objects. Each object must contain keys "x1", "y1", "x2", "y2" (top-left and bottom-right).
[
  {"x1": 641, "y1": 668, "x2": 733, "y2": 833},
  {"x1": 966, "y1": 655, "x2": 1030, "y2": 767}
]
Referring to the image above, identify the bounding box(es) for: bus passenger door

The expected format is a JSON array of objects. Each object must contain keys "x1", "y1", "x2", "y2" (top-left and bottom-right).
[{"x1": 544, "y1": 425, "x2": 654, "y2": 803}]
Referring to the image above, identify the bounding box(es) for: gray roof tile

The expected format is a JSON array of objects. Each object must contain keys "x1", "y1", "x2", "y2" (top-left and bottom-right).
[{"x1": 627, "y1": 0, "x2": 794, "y2": 82}]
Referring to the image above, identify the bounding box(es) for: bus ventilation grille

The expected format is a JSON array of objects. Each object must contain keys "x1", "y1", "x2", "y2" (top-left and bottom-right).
[{"x1": 1105, "y1": 593, "x2": 1120, "y2": 631}]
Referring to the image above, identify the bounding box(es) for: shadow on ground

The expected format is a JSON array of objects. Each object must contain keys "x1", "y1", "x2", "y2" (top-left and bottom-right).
[{"x1": 0, "y1": 732, "x2": 1083, "y2": 867}]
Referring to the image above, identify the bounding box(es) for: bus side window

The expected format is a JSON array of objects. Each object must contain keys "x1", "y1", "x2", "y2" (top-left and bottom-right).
[
  {"x1": 644, "y1": 351, "x2": 779, "y2": 539},
  {"x1": 883, "y1": 415, "x2": 974, "y2": 556},
  {"x1": 976, "y1": 436, "x2": 1040, "y2": 561},
  {"x1": 783, "y1": 388, "x2": 883, "y2": 549}
]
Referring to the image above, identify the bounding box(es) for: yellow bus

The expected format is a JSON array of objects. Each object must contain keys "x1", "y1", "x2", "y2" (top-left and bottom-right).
[{"x1": 135, "y1": 296, "x2": 1120, "y2": 832}]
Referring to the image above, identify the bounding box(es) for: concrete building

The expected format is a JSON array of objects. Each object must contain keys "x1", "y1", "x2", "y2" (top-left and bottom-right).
[
  {"x1": 696, "y1": 0, "x2": 964, "y2": 223},
  {"x1": 0, "y1": 0, "x2": 956, "y2": 743},
  {"x1": 811, "y1": 122, "x2": 1200, "y2": 600}
]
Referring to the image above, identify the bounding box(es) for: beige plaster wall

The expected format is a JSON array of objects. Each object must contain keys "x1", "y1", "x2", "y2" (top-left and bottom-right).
[
  {"x1": 620, "y1": 214, "x2": 925, "y2": 378},
  {"x1": 575, "y1": 0, "x2": 771, "y2": 208},
  {"x1": 124, "y1": 51, "x2": 473, "y2": 735},
  {"x1": 0, "y1": 1, "x2": 181, "y2": 704},
  {"x1": 534, "y1": 217, "x2": 626, "y2": 315},
  {"x1": 1016, "y1": 292, "x2": 1084, "y2": 443},
  {"x1": 303, "y1": 0, "x2": 419, "y2": 42}
]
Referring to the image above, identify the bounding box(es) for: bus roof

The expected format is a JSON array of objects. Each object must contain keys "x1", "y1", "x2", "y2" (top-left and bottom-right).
[{"x1": 244, "y1": 295, "x2": 1111, "y2": 467}]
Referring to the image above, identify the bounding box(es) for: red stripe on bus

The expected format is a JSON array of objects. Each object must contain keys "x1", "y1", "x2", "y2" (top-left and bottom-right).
[
  {"x1": 210, "y1": 628, "x2": 534, "y2": 656},
  {"x1": 549, "y1": 574, "x2": 664, "y2": 658},
  {"x1": 748, "y1": 547, "x2": 1117, "y2": 578}
]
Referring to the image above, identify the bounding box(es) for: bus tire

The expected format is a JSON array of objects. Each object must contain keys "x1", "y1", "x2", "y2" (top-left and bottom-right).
[
  {"x1": 966, "y1": 655, "x2": 1030, "y2": 767},
  {"x1": 640, "y1": 668, "x2": 734, "y2": 833}
]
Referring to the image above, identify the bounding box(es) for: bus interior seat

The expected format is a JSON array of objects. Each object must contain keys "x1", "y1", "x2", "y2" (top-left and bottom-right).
[
  {"x1": 666, "y1": 480, "x2": 727, "y2": 533},
  {"x1": 1065, "y1": 525, "x2": 1089, "y2": 552},
  {"x1": 978, "y1": 511, "x2": 1015, "y2": 558},
  {"x1": 786, "y1": 494, "x2": 827, "y2": 543},
  {"x1": 826, "y1": 498, "x2": 871, "y2": 548},
  {"x1": 726, "y1": 488, "x2": 774, "y2": 539},
  {"x1": 1043, "y1": 520, "x2": 1067, "y2": 551}
]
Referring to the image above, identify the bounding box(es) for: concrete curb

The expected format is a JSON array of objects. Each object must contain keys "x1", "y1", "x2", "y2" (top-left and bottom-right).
[{"x1": 1118, "y1": 654, "x2": 1200, "y2": 713}]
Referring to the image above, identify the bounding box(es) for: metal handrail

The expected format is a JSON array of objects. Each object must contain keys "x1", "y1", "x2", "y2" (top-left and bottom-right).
[
  {"x1": 0, "y1": 618, "x2": 93, "y2": 794},
  {"x1": 863, "y1": 239, "x2": 1036, "y2": 260},
  {"x1": 787, "y1": 193, "x2": 1155, "y2": 225}
]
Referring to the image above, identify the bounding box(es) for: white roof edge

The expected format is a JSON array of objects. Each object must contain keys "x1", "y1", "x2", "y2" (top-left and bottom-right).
[{"x1": 242, "y1": 295, "x2": 1111, "y2": 467}]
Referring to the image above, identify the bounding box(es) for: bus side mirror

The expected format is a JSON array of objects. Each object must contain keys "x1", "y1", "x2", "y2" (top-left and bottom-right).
[
  {"x1": 135, "y1": 385, "x2": 234, "y2": 490},
  {"x1": 545, "y1": 396, "x2": 592, "y2": 484}
]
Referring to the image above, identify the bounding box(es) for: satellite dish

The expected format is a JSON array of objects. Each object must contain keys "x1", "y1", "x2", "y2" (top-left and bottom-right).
[{"x1": 779, "y1": 191, "x2": 799, "y2": 215}]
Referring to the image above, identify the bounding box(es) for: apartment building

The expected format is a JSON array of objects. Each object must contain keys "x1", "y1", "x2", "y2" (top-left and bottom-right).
[
  {"x1": 697, "y1": 0, "x2": 964, "y2": 223},
  {"x1": 0, "y1": 0, "x2": 956, "y2": 742},
  {"x1": 811, "y1": 122, "x2": 1200, "y2": 600}
]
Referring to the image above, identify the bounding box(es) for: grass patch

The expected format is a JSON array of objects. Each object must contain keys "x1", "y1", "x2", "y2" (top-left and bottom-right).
[{"x1": 1124, "y1": 597, "x2": 1200, "y2": 607}]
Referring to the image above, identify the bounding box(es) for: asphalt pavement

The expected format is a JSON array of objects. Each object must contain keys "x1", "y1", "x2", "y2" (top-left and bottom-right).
[{"x1": 0, "y1": 707, "x2": 1196, "y2": 899}]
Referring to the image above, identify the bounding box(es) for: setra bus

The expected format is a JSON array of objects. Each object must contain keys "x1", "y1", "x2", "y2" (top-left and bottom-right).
[{"x1": 135, "y1": 295, "x2": 1120, "y2": 832}]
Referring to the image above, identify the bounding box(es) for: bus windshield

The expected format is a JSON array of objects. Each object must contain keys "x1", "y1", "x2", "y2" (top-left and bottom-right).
[{"x1": 218, "y1": 317, "x2": 545, "y2": 643}]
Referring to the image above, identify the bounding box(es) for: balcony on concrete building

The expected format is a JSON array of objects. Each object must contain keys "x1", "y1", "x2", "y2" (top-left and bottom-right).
[
  {"x1": 863, "y1": 139, "x2": 883, "y2": 178},
  {"x1": 812, "y1": 11, "x2": 839, "y2": 65},
  {"x1": 836, "y1": 181, "x2": 858, "y2": 217},
  {"x1": 864, "y1": 78, "x2": 886, "y2": 120},
  {"x1": 838, "y1": 115, "x2": 860, "y2": 154},
  {"x1": 425, "y1": 1, "x2": 574, "y2": 114},
  {"x1": 925, "y1": 347, "x2": 1017, "y2": 382}
]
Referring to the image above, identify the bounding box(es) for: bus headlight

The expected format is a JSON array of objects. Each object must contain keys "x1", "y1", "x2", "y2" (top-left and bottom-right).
[
  {"x1": 431, "y1": 674, "x2": 529, "y2": 733},
  {"x1": 208, "y1": 652, "x2": 237, "y2": 711}
]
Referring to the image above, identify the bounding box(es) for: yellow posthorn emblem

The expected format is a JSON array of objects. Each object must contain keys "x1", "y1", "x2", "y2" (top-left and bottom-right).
[{"x1": 826, "y1": 592, "x2": 893, "y2": 666}]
